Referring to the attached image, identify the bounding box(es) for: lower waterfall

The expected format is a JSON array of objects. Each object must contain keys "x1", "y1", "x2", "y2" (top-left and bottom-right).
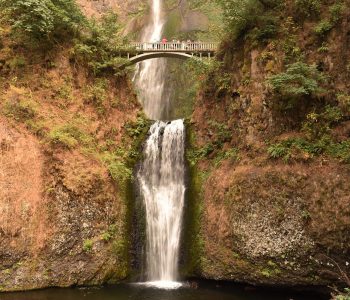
[{"x1": 137, "y1": 120, "x2": 185, "y2": 289}]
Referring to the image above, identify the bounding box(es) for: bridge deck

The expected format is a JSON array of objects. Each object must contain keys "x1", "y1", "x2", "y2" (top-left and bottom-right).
[{"x1": 129, "y1": 42, "x2": 218, "y2": 53}]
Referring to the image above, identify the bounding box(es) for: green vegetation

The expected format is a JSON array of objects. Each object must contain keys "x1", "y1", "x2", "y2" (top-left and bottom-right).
[
  {"x1": 214, "y1": 148, "x2": 239, "y2": 166},
  {"x1": 48, "y1": 124, "x2": 94, "y2": 150},
  {"x1": 294, "y1": 0, "x2": 321, "y2": 18},
  {"x1": 334, "y1": 289, "x2": 350, "y2": 300},
  {"x1": 268, "y1": 62, "x2": 326, "y2": 98},
  {"x1": 216, "y1": 0, "x2": 282, "y2": 42},
  {"x1": 83, "y1": 239, "x2": 93, "y2": 252},
  {"x1": 83, "y1": 79, "x2": 108, "y2": 114},
  {"x1": 0, "y1": 0, "x2": 85, "y2": 43},
  {"x1": 3, "y1": 97, "x2": 38, "y2": 121},
  {"x1": 99, "y1": 115, "x2": 150, "y2": 196},
  {"x1": 216, "y1": 0, "x2": 264, "y2": 40},
  {"x1": 268, "y1": 135, "x2": 350, "y2": 163},
  {"x1": 71, "y1": 12, "x2": 130, "y2": 75},
  {"x1": 302, "y1": 105, "x2": 342, "y2": 139},
  {"x1": 101, "y1": 224, "x2": 118, "y2": 242},
  {"x1": 314, "y1": 2, "x2": 345, "y2": 37},
  {"x1": 337, "y1": 93, "x2": 350, "y2": 116}
]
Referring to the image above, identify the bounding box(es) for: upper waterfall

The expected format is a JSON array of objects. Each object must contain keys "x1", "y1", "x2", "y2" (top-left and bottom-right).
[{"x1": 134, "y1": 0, "x2": 171, "y2": 120}]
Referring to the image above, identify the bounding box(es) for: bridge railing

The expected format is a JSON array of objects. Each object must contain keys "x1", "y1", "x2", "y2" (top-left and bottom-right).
[{"x1": 129, "y1": 42, "x2": 218, "y2": 52}]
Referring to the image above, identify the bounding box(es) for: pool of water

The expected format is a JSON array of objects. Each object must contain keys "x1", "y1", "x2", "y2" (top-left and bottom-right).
[{"x1": 0, "y1": 281, "x2": 329, "y2": 300}]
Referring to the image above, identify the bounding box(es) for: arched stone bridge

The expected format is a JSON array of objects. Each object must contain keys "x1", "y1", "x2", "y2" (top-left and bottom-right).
[{"x1": 121, "y1": 42, "x2": 218, "y2": 65}]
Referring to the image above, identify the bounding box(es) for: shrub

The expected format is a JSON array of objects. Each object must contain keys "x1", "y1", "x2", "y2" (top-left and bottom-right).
[
  {"x1": 187, "y1": 143, "x2": 215, "y2": 166},
  {"x1": 302, "y1": 106, "x2": 342, "y2": 140},
  {"x1": 101, "y1": 152, "x2": 133, "y2": 184},
  {"x1": 214, "y1": 148, "x2": 239, "y2": 166},
  {"x1": 0, "y1": 0, "x2": 85, "y2": 43},
  {"x1": 314, "y1": 20, "x2": 333, "y2": 36},
  {"x1": 216, "y1": 0, "x2": 264, "y2": 40},
  {"x1": 249, "y1": 16, "x2": 278, "y2": 43},
  {"x1": 330, "y1": 2, "x2": 346, "y2": 24},
  {"x1": 83, "y1": 239, "x2": 93, "y2": 252},
  {"x1": 314, "y1": 2, "x2": 345, "y2": 38},
  {"x1": 71, "y1": 12, "x2": 130, "y2": 75},
  {"x1": 268, "y1": 62, "x2": 326, "y2": 107},
  {"x1": 7, "y1": 56, "x2": 26, "y2": 71},
  {"x1": 327, "y1": 141, "x2": 350, "y2": 163},
  {"x1": 267, "y1": 141, "x2": 293, "y2": 161},
  {"x1": 294, "y1": 0, "x2": 321, "y2": 18},
  {"x1": 101, "y1": 224, "x2": 118, "y2": 242},
  {"x1": 268, "y1": 136, "x2": 350, "y2": 164}
]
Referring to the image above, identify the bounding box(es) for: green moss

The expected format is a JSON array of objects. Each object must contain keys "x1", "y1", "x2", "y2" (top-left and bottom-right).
[{"x1": 181, "y1": 122, "x2": 206, "y2": 276}]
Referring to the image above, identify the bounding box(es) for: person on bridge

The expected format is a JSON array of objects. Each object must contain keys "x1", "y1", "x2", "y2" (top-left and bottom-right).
[{"x1": 161, "y1": 37, "x2": 168, "y2": 50}]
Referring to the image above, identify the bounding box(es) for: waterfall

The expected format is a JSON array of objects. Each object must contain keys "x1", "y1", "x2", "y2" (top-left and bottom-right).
[
  {"x1": 134, "y1": 0, "x2": 186, "y2": 289},
  {"x1": 137, "y1": 120, "x2": 185, "y2": 289},
  {"x1": 134, "y1": 0, "x2": 171, "y2": 120}
]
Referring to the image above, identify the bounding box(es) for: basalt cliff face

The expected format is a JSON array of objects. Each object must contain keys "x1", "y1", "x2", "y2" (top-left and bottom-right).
[{"x1": 187, "y1": 0, "x2": 350, "y2": 287}]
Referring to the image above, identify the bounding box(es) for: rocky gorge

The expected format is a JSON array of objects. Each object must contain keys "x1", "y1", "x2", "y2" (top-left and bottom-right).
[{"x1": 0, "y1": 0, "x2": 349, "y2": 298}]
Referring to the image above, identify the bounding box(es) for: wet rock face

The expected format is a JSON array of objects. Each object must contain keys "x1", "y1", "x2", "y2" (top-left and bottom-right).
[{"x1": 197, "y1": 163, "x2": 350, "y2": 285}]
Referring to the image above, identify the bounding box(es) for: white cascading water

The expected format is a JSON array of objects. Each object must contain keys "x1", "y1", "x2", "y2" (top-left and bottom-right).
[
  {"x1": 134, "y1": 0, "x2": 171, "y2": 120},
  {"x1": 138, "y1": 120, "x2": 185, "y2": 289},
  {"x1": 135, "y1": 0, "x2": 186, "y2": 289}
]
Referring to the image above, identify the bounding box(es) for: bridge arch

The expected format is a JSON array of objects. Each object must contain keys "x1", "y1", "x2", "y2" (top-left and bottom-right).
[{"x1": 126, "y1": 52, "x2": 194, "y2": 66}]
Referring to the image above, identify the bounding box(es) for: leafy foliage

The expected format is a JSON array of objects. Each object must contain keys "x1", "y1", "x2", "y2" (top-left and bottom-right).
[
  {"x1": 268, "y1": 106, "x2": 349, "y2": 163},
  {"x1": 314, "y1": 2, "x2": 345, "y2": 37},
  {"x1": 268, "y1": 62, "x2": 326, "y2": 107},
  {"x1": 216, "y1": 0, "x2": 281, "y2": 42},
  {"x1": 294, "y1": 0, "x2": 321, "y2": 18},
  {"x1": 268, "y1": 137, "x2": 350, "y2": 163},
  {"x1": 0, "y1": 0, "x2": 85, "y2": 42},
  {"x1": 71, "y1": 12, "x2": 130, "y2": 75},
  {"x1": 314, "y1": 20, "x2": 333, "y2": 36},
  {"x1": 214, "y1": 148, "x2": 239, "y2": 166},
  {"x1": 187, "y1": 143, "x2": 215, "y2": 166},
  {"x1": 216, "y1": 0, "x2": 264, "y2": 39},
  {"x1": 302, "y1": 106, "x2": 342, "y2": 140},
  {"x1": 337, "y1": 93, "x2": 350, "y2": 117}
]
